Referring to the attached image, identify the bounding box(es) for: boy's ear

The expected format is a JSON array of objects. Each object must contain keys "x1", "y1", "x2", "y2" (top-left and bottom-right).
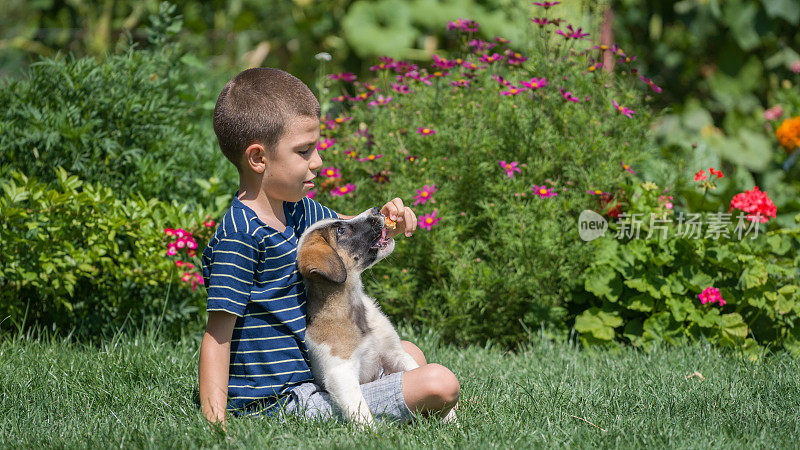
[
  {"x1": 297, "y1": 232, "x2": 347, "y2": 284},
  {"x1": 243, "y1": 143, "x2": 268, "y2": 173}
]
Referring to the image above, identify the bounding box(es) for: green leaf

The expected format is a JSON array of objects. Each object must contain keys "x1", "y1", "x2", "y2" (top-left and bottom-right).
[
  {"x1": 584, "y1": 266, "x2": 622, "y2": 302},
  {"x1": 624, "y1": 294, "x2": 654, "y2": 312},
  {"x1": 763, "y1": 0, "x2": 800, "y2": 24},
  {"x1": 740, "y1": 260, "x2": 768, "y2": 289},
  {"x1": 666, "y1": 297, "x2": 695, "y2": 322}
]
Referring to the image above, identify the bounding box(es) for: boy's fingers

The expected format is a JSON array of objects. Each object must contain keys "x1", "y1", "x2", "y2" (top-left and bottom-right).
[
  {"x1": 391, "y1": 198, "x2": 405, "y2": 221},
  {"x1": 405, "y1": 208, "x2": 417, "y2": 236}
]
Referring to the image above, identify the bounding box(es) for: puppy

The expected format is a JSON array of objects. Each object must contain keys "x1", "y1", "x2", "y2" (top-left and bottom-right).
[{"x1": 296, "y1": 207, "x2": 424, "y2": 426}]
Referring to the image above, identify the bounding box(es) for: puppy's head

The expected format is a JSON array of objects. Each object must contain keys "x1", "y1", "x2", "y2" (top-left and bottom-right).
[{"x1": 297, "y1": 207, "x2": 395, "y2": 284}]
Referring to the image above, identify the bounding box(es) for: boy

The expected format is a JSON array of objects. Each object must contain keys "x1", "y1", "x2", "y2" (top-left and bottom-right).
[{"x1": 198, "y1": 68, "x2": 459, "y2": 429}]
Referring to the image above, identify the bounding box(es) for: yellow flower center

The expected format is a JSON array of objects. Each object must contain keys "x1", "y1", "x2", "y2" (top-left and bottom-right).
[
  {"x1": 368, "y1": 155, "x2": 375, "y2": 160},
  {"x1": 540, "y1": 189, "x2": 547, "y2": 195},
  {"x1": 422, "y1": 192, "x2": 429, "y2": 197},
  {"x1": 426, "y1": 218, "x2": 433, "y2": 224},
  {"x1": 335, "y1": 118, "x2": 343, "y2": 123},
  {"x1": 339, "y1": 187, "x2": 347, "y2": 193},
  {"x1": 423, "y1": 128, "x2": 430, "y2": 133},
  {"x1": 510, "y1": 89, "x2": 517, "y2": 94},
  {"x1": 594, "y1": 190, "x2": 602, "y2": 195}
]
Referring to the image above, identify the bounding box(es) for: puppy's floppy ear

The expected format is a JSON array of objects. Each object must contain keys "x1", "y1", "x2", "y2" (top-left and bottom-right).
[{"x1": 297, "y1": 231, "x2": 347, "y2": 284}]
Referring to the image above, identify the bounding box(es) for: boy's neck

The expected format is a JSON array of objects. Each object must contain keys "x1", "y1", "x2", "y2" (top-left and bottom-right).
[{"x1": 237, "y1": 184, "x2": 287, "y2": 231}]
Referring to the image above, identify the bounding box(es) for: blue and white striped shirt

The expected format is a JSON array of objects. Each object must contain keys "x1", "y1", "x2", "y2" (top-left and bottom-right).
[{"x1": 201, "y1": 193, "x2": 338, "y2": 416}]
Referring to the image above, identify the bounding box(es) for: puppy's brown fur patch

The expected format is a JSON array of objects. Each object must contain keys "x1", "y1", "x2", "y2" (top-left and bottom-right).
[{"x1": 298, "y1": 227, "x2": 364, "y2": 359}]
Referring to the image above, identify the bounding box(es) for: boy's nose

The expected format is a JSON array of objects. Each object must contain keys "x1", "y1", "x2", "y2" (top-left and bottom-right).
[{"x1": 309, "y1": 148, "x2": 323, "y2": 171}]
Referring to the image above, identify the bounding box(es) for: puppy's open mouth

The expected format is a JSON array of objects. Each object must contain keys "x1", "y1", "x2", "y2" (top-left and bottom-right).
[{"x1": 370, "y1": 227, "x2": 391, "y2": 249}]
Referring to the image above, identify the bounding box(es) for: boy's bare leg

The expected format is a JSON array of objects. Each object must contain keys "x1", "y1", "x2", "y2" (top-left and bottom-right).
[{"x1": 400, "y1": 341, "x2": 460, "y2": 419}]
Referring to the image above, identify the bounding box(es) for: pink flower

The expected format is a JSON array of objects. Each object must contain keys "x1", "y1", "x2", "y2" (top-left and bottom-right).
[
  {"x1": 555, "y1": 24, "x2": 589, "y2": 40},
  {"x1": 306, "y1": 189, "x2": 316, "y2": 199},
  {"x1": 316, "y1": 138, "x2": 335, "y2": 151},
  {"x1": 321, "y1": 167, "x2": 341, "y2": 178},
  {"x1": 638, "y1": 75, "x2": 662, "y2": 94},
  {"x1": 791, "y1": 60, "x2": 800, "y2": 74},
  {"x1": 419, "y1": 210, "x2": 441, "y2": 230},
  {"x1": 586, "y1": 189, "x2": 609, "y2": 196},
  {"x1": 175, "y1": 229, "x2": 186, "y2": 239},
  {"x1": 612, "y1": 100, "x2": 635, "y2": 118},
  {"x1": 450, "y1": 78, "x2": 470, "y2": 88},
  {"x1": 500, "y1": 86, "x2": 526, "y2": 96},
  {"x1": 499, "y1": 160, "x2": 521, "y2": 177},
  {"x1": 368, "y1": 94, "x2": 393, "y2": 107},
  {"x1": 764, "y1": 105, "x2": 783, "y2": 121},
  {"x1": 164, "y1": 228, "x2": 175, "y2": 236},
  {"x1": 181, "y1": 272, "x2": 192, "y2": 283},
  {"x1": 413, "y1": 184, "x2": 438, "y2": 205},
  {"x1": 167, "y1": 244, "x2": 177, "y2": 256},
  {"x1": 331, "y1": 184, "x2": 356, "y2": 196},
  {"x1": 186, "y1": 239, "x2": 198, "y2": 250},
  {"x1": 417, "y1": 127, "x2": 437, "y2": 136},
  {"x1": 558, "y1": 87, "x2": 580, "y2": 102},
  {"x1": 532, "y1": 185, "x2": 558, "y2": 198},
  {"x1": 203, "y1": 220, "x2": 215, "y2": 228},
  {"x1": 176, "y1": 238, "x2": 186, "y2": 249},
  {"x1": 328, "y1": 72, "x2": 357, "y2": 82},
  {"x1": 620, "y1": 162, "x2": 636, "y2": 174},
  {"x1": 532, "y1": 1, "x2": 560, "y2": 8},
  {"x1": 698, "y1": 286, "x2": 726, "y2": 307},
  {"x1": 520, "y1": 77, "x2": 548, "y2": 89},
  {"x1": 392, "y1": 83, "x2": 412, "y2": 94},
  {"x1": 358, "y1": 154, "x2": 383, "y2": 162}
]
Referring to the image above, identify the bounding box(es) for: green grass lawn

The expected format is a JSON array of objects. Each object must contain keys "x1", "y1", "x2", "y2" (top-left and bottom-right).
[{"x1": 1, "y1": 324, "x2": 799, "y2": 449}]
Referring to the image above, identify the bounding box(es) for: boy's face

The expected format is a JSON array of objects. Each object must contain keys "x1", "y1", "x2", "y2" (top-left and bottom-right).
[{"x1": 260, "y1": 115, "x2": 323, "y2": 202}]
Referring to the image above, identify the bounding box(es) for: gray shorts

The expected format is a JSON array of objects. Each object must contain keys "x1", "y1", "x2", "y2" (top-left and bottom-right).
[{"x1": 275, "y1": 371, "x2": 414, "y2": 424}]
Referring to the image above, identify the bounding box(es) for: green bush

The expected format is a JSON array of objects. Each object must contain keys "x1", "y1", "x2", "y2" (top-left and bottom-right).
[
  {"x1": 310, "y1": 10, "x2": 657, "y2": 346},
  {"x1": 571, "y1": 174, "x2": 800, "y2": 358},
  {"x1": 0, "y1": 168, "x2": 218, "y2": 343},
  {"x1": 0, "y1": 5, "x2": 230, "y2": 205}
]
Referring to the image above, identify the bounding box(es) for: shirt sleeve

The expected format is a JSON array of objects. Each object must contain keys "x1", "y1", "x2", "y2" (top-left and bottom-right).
[
  {"x1": 204, "y1": 232, "x2": 259, "y2": 317},
  {"x1": 295, "y1": 196, "x2": 339, "y2": 236}
]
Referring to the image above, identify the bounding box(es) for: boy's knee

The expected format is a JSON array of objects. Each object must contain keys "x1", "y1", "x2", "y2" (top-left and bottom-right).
[{"x1": 421, "y1": 363, "x2": 460, "y2": 406}]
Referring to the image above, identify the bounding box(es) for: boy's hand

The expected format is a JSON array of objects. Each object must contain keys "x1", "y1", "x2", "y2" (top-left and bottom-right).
[{"x1": 381, "y1": 198, "x2": 417, "y2": 238}]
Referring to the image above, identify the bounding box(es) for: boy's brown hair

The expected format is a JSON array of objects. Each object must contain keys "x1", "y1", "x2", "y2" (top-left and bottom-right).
[{"x1": 212, "y1": 68, "x2": 321, "y2": 170}]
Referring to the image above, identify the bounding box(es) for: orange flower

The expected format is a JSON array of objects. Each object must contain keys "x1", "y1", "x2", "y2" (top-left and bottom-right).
[{"x1": 775, "y1": 116, "x2": 800, "y2": 153}]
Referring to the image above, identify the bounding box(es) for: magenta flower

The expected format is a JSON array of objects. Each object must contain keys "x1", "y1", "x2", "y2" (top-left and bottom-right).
[
  {"x1": 612, "y1": 100, "x2": 635, "y2": 118},
  {"x1": 530, "y1": 17, "x2": 550, "y2": 27},
  {"x1": 532, "y1": 1, "x2": 560, "y2": 8},
  {"x1": 499, "y1": 160, "x2": 521, "y2": 177},
  {"x1": 321, "y1": 167, "x2": 341, "y2": 178},
  {"x1": 413, "y1": 184, "x2": 438, "y2": 205},
  {"x1": 556, "y1": 25, "x2": 589, "y2": 40},
  {"x1": 368, "y1": 94, "x2": 393, "y2": 107},
  {"x1": 764, "y1": 105, "x2": 783, "y2": 121},
  {"x1": 405, "y1": 155, "x2": 419, "y2": 163},
  {"x1": 432, "y1": 54, "x2": 459, "y2": 69},
  {"x1": 331, "y1": 184, "x2": 356, "y2": 196},
  {"x1": 505, "y1": 50, "x2": 528, "y2": 66},
  {"x1": 166, "y1": 243, "x2": 177, "y2": 256},
  {"x1": 328, "y1": 72, "x2": 357, "y2": 82},
  {"x1": 492, "y1": 75, "x2": 512, "y2": 87},
  {"x1": 558, "y1": 87, "x2": 580, "y2": 102},
  {"x1": 316, "y1": 138, "x2": 335, "y2": 151},
  {"x1": 164, "y1": 228, "x2": 175, "y2": 236},
  {"x1": 358, "y1": 154, "x2": 383, "y2": 162},
  {"x1": 586, "y1": 189, "x2": 609, "y2": 196},
  {"x1": 447, "y1": 18, "x2": 479, "y2": 33},
  {"x1": 417, "y1": 127, "x2": 437, "y2": 136},
  {"x1": 371, "y1": 171, "x2": 391, "y2": 184},
  {"x1": 419, "y1": 210, "x2": 441, "y2": 230},
  {"x1": 532, "y1": 185, "x2": 558, "y2": 198},
  {"x1": 520, "y1": 77, "x2": 548, "y2": 89},
  {"x1": 306, "y1": 189, "x2": 316, "y2": 199},
  {"x1": 500, "y1": 86, "x2": 526, "y2": 96},
  {"x1": 392, "y1": 83, "x2": 412, "y2": 94},
  {"x1": 479, "y1": 53, "x2": 504, "y2": 64},
  {"x1": 620, "y1": 162, "x2": 636, "y2": 174},
  {"x1": 450, "y1": 78, "x2": 470, "y2": 88},
  {"x1": 638, "y1": 75, "x2": 662, "y2": 94},
  {"x1": 698, "y1": 286, "x2": 726, "y2": 307}
]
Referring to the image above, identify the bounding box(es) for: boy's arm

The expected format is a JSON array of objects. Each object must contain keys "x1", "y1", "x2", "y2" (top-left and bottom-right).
[{"x1": 199, "y1": 311, "x2": 238, "y2": 429}]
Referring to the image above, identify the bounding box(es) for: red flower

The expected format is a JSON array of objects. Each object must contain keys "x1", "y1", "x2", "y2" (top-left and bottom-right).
[{"x1": 729, "y1": 186, "x2": 777, "y2": 223}]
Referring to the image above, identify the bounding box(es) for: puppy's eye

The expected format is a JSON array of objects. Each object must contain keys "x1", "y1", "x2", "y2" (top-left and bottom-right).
[{"x1": 337, "y1": 226, "x2": 345, "y2": 236}]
